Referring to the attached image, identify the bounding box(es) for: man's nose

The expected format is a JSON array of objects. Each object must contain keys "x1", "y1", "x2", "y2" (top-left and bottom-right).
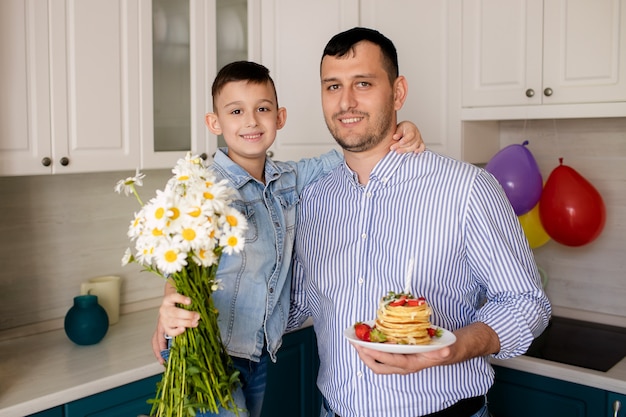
[{"x1": 339, "y1": 88, "x2": 357, "y2": 111}]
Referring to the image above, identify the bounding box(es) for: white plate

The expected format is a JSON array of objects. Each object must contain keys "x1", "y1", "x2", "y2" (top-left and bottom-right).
[{"x1": 343, "y1": 321, "x2": 456, "y2": 354}]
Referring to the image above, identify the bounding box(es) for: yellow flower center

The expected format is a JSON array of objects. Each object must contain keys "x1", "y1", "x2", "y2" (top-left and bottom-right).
[
  {"x1": 155, "y1": 207, "x2": 165, "y2": 220},
  {"x1": 182, "y1": 228, "x2": 196, "y2": 241},
  {"x1": 178, "y1": 175, "x2": 190, "y2": 181},
  {"x1": 152, "y1": 228, "x2": 163, "y2": 236},
  {"x1": 227, "y1": 236, "x2": 238, "y2": 247},
  {"x1": 226, "y1": 215, "x2": 238, "y2": 227},
  {"x1": 189, "y1": 207, "x2": 202, "y2": 217},
  {"x1": 203, "y1": 191, "x2": 214, "y2": 200},
  {"x1": 169, "y1": 207, "x2": 180, "y2": 220},
  {"x1": 164, "y1": 249, "x2": 178, "y2": 263}
]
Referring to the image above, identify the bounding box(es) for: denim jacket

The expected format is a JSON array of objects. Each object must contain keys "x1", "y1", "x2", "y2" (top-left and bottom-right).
[{"x1": 209, "y1": 148, "x2": 342, "y2": 362}]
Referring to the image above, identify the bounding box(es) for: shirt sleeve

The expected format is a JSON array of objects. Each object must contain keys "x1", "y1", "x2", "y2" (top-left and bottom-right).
[
  {"x1": 285, "y1": 149, "x2": 343, "y2": 194},
  {"x1": 286, "y1": 256, "x2": 312, "y2": 332},
  {"x1": 466, "y1": 170, "x2": 552, "y2": 359}
]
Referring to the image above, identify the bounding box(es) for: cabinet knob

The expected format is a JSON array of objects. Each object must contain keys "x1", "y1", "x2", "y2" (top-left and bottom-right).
[
  {"x1": 543, "y1": 87, "x2": 553, "y2": 97},
  {"x1": 525, "y1": 89, "x2": 535, "y2": 98},
  {"x1": 267, "y1": 150, "x2": 274, "y2": 158},
  {"x1": 199, "y1": 153, "x2": 208, "y2": 161},
  {"x1": 60, "y1": 157, "x2": 70, "y2": 166},
  {"x1": 41, "y1": 157, "x2": 52, "y2": 167}
]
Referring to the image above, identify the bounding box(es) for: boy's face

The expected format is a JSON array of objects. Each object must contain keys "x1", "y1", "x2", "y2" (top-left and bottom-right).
[
  {"x1": 205, "y1": 80, "x2": 286, "y2": 165},
  {"x1": 320, "y1": 41, "x2": 405, "y2": 153}
]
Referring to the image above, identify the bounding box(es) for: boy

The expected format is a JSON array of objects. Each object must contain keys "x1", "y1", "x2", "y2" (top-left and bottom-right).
[{"x1": 152, "y1": 61, "x2": 424, "y2": 417}]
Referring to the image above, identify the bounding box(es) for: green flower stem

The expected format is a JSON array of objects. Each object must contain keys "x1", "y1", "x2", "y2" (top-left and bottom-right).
[{"x1": 150, "y1": 256, "x2": 241, "y2": 417}]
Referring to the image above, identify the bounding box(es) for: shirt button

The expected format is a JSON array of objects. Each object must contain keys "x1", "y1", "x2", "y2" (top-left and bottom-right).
[
  {"x1": 361, "y1": 233, "x2": 367, "y2": 239},
  {"x1": 366, "y1": 191, "x2": 372, "y2": 197},
  {"x1": 269, "y1": 287, "x2": 274, "y2": 294},
  {"x1": 358, "y1": 277, "x2": 364, "y2": 285},
  {"x1": 381, "y1": 177, "x2": 389, "y2": 183},
  {"x1": 357, "y1": 371, "x2": 363, "y2": 378}
]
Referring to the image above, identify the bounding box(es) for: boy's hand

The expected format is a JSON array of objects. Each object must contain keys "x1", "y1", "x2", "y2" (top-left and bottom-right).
[{"x1": 391, "y1": 121, "x2": 426, "y2": 154}]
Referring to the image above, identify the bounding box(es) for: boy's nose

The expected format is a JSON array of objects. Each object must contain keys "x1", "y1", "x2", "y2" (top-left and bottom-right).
[{"x1": 245, "y1": 114, "x2": 258, "y2": 128}]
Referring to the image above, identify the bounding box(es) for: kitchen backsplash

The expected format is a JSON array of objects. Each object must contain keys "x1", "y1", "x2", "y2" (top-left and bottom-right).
[
  {"x1": 498, "y1": 117, "x2": 626, "y2": 322},
  {"x1": 0, "y1": 169, "x2": 172, "y2": 337},
  {"x1": 0, "y1": 117, "x2": 624, "y2": 338}
]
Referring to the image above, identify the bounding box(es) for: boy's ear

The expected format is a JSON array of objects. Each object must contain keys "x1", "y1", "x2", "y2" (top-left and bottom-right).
[
  {"x1": 205, "y1": 112, "x2": 222, "y2": 135},
  {"x1": 276, "y1": 107, "x2": 287, "y2": 130}
]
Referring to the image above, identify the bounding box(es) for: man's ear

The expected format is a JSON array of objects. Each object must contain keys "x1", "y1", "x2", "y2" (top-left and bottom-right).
[
  {"x1": 393, "y1": 75, "x2": 408, "y2": 111},
  {"x1": 205, "y1": 112, "x2": 222, "y2": 135},
  {"x1": 276, "y1": 107, "x2": 287, "y2": 130}
]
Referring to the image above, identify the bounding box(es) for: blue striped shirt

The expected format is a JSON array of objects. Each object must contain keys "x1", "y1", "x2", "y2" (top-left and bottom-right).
[{"x1": 289, "y1": 150, "x2": 551, "y2": 417}]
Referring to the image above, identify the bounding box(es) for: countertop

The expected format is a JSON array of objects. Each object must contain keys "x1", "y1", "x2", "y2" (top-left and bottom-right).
[{"x1": 1, "y1": 308, "x2": 625, "y2": 417}]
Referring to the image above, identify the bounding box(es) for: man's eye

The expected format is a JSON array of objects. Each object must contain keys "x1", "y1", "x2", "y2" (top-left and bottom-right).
[
  {"x1": 357, "y1": 81, "x2": 370, "y2": 87},
  {"x1": 327, "y1": 84, "x2": 339, "y2": 91}
]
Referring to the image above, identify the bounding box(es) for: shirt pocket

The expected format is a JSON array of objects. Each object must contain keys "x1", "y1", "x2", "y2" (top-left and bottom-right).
[
  {"x1": 230, "y1": 200, "x2": 258, "y2": 242},
  {"x1": 275, "y1": 188, "x2": 299, "y2": 237}
]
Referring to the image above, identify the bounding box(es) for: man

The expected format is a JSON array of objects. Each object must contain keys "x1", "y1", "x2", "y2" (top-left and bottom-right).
[{"x1": 287, "y1": 27, "x2": 551, "y2": 417}]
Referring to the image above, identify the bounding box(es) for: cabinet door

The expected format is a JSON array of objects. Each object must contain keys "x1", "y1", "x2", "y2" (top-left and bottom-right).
[
  {"x1": 360, "y1": 0, "x2": 462, "y2": 158},
  {"x1": 261, "y1": 326, "x2": 320, "y2": 417},
  {"x1": 65, "y1": 374, "x2": 160, "y2": 417},
  {"x1": 487, "y1": 366, "x2": 606, "y2": 417},
  {"x1": 139, "y1": 0, "x2": 218, "y2": 170},
  {"x1": 48, "y1": 0, "x2": 141, "y2": 174},
  {"x1": 609, "y1": 392, "x2": 626, "y2": 417},
  {"x1": 27, "y1": 407, "x2": 64, "y2": 417},
  {"x1": 543, "y1": 0, "x2": 626, "y2": 105},
  {"x1": 259, "y1": 0, "x2": 359, "y2": 162},
  {"x1": 0, "y1": 0, "x2": 52, "y2": 176},
  {"x1": 462, "y1": 0, "x2": 544, "y2": 107}
]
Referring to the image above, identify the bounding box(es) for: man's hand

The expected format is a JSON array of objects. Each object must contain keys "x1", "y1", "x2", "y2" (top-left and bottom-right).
[{"x1": 351, "y1": 322, "x2": 500, "y2": 375}]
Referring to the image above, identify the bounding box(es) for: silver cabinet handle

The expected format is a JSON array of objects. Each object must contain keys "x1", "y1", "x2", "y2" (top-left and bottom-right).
[
  {"x1": 525, "y1": 88, "x2": 535, "y2": 97},
  {"x1": 614, "y1": 399, "x2": 621, "y2": 417},
  {"x1": 544, "y1": 87, "x2": 553, "y2": 97}
]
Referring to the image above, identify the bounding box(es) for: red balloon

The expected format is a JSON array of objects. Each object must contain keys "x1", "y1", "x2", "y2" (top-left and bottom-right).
[{"x1": 539, "y1": 159, "x2": 606, "y2": 247}]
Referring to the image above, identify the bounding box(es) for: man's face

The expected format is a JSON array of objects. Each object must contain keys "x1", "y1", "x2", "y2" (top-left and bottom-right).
[{"x1": 320, "y1": 41, "x2": 398, "y2": 153}]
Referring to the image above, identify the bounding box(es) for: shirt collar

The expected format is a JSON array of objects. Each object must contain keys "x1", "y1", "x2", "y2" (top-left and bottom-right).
[
  {"x1": 340, "y1": 150, "x2": 414, "y2": 187},
  {"x1": 213, "y1": 148, "x2": 293, "y2": 188}
]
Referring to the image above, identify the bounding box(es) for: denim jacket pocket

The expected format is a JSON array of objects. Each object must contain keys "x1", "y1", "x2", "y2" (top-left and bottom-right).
[{"x1": 230, "y1": 200, "x2": 258, "y2": 242}]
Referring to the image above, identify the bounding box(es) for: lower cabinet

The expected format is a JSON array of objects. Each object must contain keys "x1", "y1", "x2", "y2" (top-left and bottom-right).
[
  {"x1": 26, "y1": 326, "x2": 320, "y2": 417},
  {"x1": 608, "y1": 392, "x2": 626, "y2": 417},
  {"x1": 488, "y1": 366, "x2": 606, "y2": 417}
]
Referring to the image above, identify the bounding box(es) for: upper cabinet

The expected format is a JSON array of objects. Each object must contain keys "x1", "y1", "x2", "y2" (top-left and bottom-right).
[
  {"x1": 259, "y1": 0, "x2": 463, "y2": 161},
  {"x1": 462, "y1": 0, "x2": 626, "y2": 120},
  {"x1": 0, "y1": 0, "x2": 142, "y2": 176}
]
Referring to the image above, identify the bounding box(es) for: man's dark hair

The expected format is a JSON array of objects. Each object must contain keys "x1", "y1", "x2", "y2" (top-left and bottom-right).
[
  {"x1": 211, "y1": 61, "x2": 278, "y2": 109},
  {"x1": 321, "y1": 27, "x2": 399, "y2": 84}
]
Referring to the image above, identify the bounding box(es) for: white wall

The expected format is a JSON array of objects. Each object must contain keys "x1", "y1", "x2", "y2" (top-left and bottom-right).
[{"x1": 498, "y1": 117, "x2": 626, "y2": 321}]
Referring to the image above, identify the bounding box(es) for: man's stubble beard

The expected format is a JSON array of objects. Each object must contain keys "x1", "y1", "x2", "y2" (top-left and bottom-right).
[{"x1": 325, "y1": 107, "x2": 394, "y2": 153}]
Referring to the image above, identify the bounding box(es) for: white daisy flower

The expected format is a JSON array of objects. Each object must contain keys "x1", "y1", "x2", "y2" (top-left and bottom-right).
[
  {"x1": 114, "y1": 168, "x2": 146, "y2": 197},
  {"x1": 155, "y1": 243, "x2": 187, "y2": 274},
  {"x1": 219, "y1": 231, "x2": 245, "y2": 255}
]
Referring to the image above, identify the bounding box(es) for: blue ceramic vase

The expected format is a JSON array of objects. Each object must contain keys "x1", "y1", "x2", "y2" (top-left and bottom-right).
[{"x1": 64, "y1": 294, "x2": 109, "y2": 345}]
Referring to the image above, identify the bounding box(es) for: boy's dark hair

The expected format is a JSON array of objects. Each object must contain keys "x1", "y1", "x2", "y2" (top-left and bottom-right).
[
  {"x1": 321, "y1": 27, "x2": 399, "y2": 85},
  {"x1": 211, "y1": 61, "x2": 278, "y2": 109}
]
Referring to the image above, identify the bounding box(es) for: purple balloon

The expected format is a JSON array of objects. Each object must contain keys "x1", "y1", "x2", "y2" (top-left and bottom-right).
[{"x1": 485, "y1": 141, "x2": 543, "y2": 215}]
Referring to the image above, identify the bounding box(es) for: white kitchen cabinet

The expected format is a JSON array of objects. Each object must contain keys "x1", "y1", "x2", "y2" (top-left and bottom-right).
[
  {"x1": 138, "y1": 0, "x2": 218, "y2": 170},
  {"x1": 258, "y1": 0, "x2": 463, "y2": 161},
  {"x1": 0, "y1": 0, "x2": 142, "y2": 176},
  {"x1": 462, "y1": 0, "x2": 626, "y2": 120}
]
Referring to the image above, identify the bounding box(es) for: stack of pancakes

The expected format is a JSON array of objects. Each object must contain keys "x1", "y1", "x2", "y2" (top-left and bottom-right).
[{"x1": 375, "y1": 293, "x2": 433, "y2": 345}]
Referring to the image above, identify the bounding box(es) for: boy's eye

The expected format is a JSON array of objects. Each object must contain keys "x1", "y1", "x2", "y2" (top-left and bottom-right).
[
  {"x1": 258, "y1": 107, "x2": 270, "y2": 112},
  {"x1": 230, "y1": 109, "x2": 242, "y2": 115}
]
